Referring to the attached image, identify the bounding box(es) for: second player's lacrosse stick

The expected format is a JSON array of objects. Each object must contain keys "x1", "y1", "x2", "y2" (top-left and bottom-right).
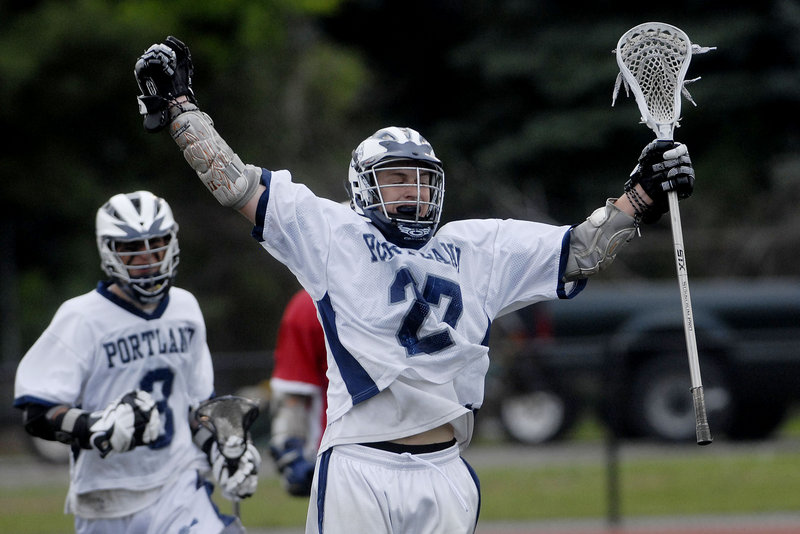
[
  {"x1": 613, "y1": 22, "x2": 715, "y2": 445},
  {"x1": 196, "y1": 395, "x2": 260, "y2": 518}
]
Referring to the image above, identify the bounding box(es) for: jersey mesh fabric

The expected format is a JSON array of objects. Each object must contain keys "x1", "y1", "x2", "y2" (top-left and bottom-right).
[
  {"x1": 253, "y1": 169, "x2": 577, "y2": 453},
  {"x1": 14, "y1": 284, "x2": 213, "y2": 496}
]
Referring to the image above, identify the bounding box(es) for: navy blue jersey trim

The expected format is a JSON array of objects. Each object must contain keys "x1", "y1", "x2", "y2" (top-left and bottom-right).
[
  {"x1": 316, "y1": 448, "x2": 333, "y2": 533},
  {"x1": 95, "y1": 281, "x2": 170, "y2": 319},
  {"x1": 556, "y1": 227, "x2": 587, "y2": 299},
  {"x1": 316, "y1": 294, "x2": 379, "y2": 405},
  {"x1": 12, "y1": 395, "x2": 59, "y2": 409},
  {"x1": 250, "y1": 169, "x2": 273, "y2": 242},
  {"x1": 480, "y1": 319, "x2": 491, "y2": 347},
  {"x1": 461, "y1": 456, "x2": 482, "y2": 525}
]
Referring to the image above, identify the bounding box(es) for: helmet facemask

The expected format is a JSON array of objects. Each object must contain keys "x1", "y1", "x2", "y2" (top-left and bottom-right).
[
  {"x1": 96, "y1": 191, "x2": 180, "y2": 306},
  {"x1": 348, "y1": 127, "x2": 445, "y2": 248},
  {"x1": 359, "y1": 158, "x2": 444, "y2": 223},
  {"x1": 98, "y1": 233, "x2": 180, "y2": 304}
]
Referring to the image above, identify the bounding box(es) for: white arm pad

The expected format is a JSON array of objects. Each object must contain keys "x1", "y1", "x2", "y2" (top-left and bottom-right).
[
  {"x1": 269, "y1": 390, "x2": 310, "y2": 449},
  {"x1": 169, "y1": 110, "x2": 261, "y2": 210},
  {"x1": 563, "y1": 199, "x2": 638, "y2": 281}
]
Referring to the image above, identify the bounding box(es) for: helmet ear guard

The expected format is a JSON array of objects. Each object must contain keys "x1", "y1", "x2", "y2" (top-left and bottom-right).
[
  {"x1": 348, "y1": 127, "x2": 445, "y2": 248},
  {"x1": 96, "y1": 191, "x2": 180, "y2": 305}
]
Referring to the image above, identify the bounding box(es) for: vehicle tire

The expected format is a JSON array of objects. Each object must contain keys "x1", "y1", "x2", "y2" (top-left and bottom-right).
[
  {"x1": 628, "y1": 356, "x2": 734, "y2": 442},
  {"x1": 27, "y1": 435, "x2": 71, "y2": 464},
  {"x1": 499, "y1": 389, "x2": 577, "y2": 444}
]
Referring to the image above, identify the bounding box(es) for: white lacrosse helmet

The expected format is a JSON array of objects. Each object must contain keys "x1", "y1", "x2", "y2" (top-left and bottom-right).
[
  {"x1": 96, "y1": 191, "x2": 180, "y2": 305},
  {"x1": 348, "y1": 126, "x2": 445, "y2": 248}
]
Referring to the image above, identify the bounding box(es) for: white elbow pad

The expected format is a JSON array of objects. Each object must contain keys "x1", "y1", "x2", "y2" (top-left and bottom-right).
[
  {"x1": 564, "y1": 199, "x2": 637, "y2": 281},
  {"x1": 169, "y1": 110, "x2": 261, "y2": 210}
]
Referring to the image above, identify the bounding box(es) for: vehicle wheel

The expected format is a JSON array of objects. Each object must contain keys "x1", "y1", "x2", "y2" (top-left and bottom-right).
[
  {"x1": 499, "y1": 389, "x2": 577, "y2": 444},
  {"x1": 27, "y1": 435, "x2": 71, "y2": 464},
  {"x1": 628, "y1": 356, "x2": 734, "y2": 442}
]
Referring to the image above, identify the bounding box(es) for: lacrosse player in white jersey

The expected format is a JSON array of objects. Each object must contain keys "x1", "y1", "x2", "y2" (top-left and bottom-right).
[
  {"x1": 135, "y1": 37, "x2": 696, "y2": 534},
  {"x1": 13, "y1": 191, "x2": 260, "y2": 534}
]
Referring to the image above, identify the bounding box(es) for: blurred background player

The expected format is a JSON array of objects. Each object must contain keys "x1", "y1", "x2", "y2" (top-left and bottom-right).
[
  {"x1": 13, "y1": 190, "x2": 259, "y2": 534},
  {"x1": 268, "y1": 288, "x2": 328, "y2": 496}
]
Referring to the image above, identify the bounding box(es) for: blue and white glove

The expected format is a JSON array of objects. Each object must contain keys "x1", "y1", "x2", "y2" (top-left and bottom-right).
[
  {"x1": 88, "y1": 390, "x2": 160, "y2": 457},
  {"x1": 270, "y1": 438, "x2": 315, "y2": 496},
  {"x1": 211, "y1": 438, "x2": 261, "y2": 500}
]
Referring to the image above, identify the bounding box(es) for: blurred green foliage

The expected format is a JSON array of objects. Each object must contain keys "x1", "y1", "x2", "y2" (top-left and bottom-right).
[{"x1": 2, "y1": 0, "x2": 799, "y2": 359}]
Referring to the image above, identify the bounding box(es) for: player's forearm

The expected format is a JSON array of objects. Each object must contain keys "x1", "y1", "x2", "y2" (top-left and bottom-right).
[
  {"x1": 613, "y1": 182, "x2": 654, "y2": 218},
  {"x1": 563, "y1": 182, "x2": 657, "y2": 281},
  {"x1": 269, "y1": 393, "x2": 311, "y2": 447},
  {"x1": 166, "y1": 98, "x2": 263, "y2": 222},
  {"x1": 563, "y1": 199, "x2": 638, "y2": 281},
  {"x1": 21, "y1": 403, "x2": 93, "y2": 448}
]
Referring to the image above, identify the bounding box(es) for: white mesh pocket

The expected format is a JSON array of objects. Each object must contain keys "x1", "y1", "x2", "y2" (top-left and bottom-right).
[{"x1": 612, "y1": 22, "x2": 714, "y2": 139}]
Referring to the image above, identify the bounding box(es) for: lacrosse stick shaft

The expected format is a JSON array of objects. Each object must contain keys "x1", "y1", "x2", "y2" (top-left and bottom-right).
[{"x1": 667, "y1": 191, "x2": 712, "y2": 445}]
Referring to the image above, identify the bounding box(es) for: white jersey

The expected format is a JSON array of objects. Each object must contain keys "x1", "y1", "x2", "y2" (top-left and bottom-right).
[
  {"x1": 14, "y1": 282, "x2": 214, "y2": 498},
  {"x1": 252, "y1": 169, "x2": 583, "y2": 453}
]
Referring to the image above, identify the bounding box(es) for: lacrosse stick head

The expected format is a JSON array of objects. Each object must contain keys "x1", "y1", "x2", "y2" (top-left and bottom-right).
[
  {"x1": 614, "y1": 22, "x2": 693, "y2": 140},
  {"x1": 195, "y1": 395, "x2": 260, "y2": 460}
]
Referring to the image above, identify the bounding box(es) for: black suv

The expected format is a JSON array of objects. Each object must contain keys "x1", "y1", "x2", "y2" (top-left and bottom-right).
[{"x1": 486, "y1": 278, "x2": 800, "y2": 443}]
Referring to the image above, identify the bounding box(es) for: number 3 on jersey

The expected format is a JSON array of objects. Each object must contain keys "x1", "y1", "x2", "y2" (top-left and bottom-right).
[
  {"x1": 390, "y1": 267, "x2": 463, "y2": 355},
  {"x1": 140, "y1": 367, "x2": 174, "y2": 449}
]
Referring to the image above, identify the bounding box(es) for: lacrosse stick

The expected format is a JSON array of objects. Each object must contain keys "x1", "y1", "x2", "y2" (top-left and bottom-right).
[
  {"x1": 613, "y1": 22, "x2": 715, "y2": 445},
  {"x1": 195, "y1": 395, "x2": 260, "y2": 518}
]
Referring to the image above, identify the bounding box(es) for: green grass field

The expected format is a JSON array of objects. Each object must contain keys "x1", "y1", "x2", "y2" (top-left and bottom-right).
[{"x1": 2, "y1": 413, "x2": 799, "y2": 533}]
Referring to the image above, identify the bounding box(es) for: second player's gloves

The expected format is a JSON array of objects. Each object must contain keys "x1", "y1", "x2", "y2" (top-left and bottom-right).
[
  {"x1": 134, "y1": 35, "x2": 196, "y2": 133},
  {"x1": 626, "y1": 140, "x2": 695, "y2": 223},
  {"x1": 210, "y1": 438, "x2": 261, "y2": 500},
  {"x1": 87, "y1": 390, "x2": 161, "y2": 457},
  {"x1": 270, "y1": 437, "x2": 315, "y2": 496}
]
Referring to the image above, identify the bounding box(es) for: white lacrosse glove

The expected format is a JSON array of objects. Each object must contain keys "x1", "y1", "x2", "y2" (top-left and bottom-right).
[
  {"x1": 88, "y1": 390, "x2": 160, "y2": 458},
  {"x1": 210, "y1": 437, "x2": 261, "y2": 500}
]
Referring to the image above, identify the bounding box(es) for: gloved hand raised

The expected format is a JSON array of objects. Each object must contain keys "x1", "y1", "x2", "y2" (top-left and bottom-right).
[
  {"x1": 627, "y1": 140, "x2": 695, "y2": 223},
  {"x1": 134, "y1": 36, "x2": 196, "y2": 132},
  {"x1": 88, "y1": 390, "x2": 160, "y2": 457}
]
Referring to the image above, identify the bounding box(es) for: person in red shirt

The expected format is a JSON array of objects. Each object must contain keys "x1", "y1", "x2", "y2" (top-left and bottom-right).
[{"x1": 268, "y1": 289, "x2": 328, "y2": 496}]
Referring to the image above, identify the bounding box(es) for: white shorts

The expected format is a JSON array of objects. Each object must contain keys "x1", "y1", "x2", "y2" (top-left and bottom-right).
[
  {"x1": 73, "y1": 469, "x2": 243, "y2": 534},
  {"x1": 307, "y1": 442, "x2": 480, "y2": 534}
]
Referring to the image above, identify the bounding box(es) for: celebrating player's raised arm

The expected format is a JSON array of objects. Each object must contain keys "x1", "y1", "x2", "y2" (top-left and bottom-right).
[
  {"x1": 133, "y1": 35, "x2": 697, "y2": 534},
  {"x1": 134, "y1": 36, "x2": 264, "y2": 223},
  {"x1": 133, "y1": 36, "x2": 693, "y2": 278},
  {"x1": 563, "y1": 141, "x2": 694, "y2": 281}
]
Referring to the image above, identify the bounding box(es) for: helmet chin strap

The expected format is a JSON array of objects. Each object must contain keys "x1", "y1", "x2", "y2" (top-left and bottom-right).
[
  {"x1": 365, "y1": 208, "x2": 432, "y2": 250},
  {"x1": 113, "y1": 279, "x2": 168, "y2": 308}
]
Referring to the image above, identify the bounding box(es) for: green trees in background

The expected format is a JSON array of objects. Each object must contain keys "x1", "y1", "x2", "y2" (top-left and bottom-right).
[{"x1": 2, "y1": 0, "x2": 799, "y2": 357}]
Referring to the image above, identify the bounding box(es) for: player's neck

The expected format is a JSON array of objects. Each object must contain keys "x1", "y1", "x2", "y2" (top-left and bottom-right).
[{"x1": 109, "y1": 283, "x2": 160, "y2": 313}]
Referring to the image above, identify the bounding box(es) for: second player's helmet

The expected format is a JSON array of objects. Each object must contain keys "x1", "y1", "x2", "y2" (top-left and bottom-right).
[
  {"x1": 96, "y1": 191, "x2": 180, "y2": 305},
  {"x1": 348, "y1": 126, "x2": 445, "y2": 248}
]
